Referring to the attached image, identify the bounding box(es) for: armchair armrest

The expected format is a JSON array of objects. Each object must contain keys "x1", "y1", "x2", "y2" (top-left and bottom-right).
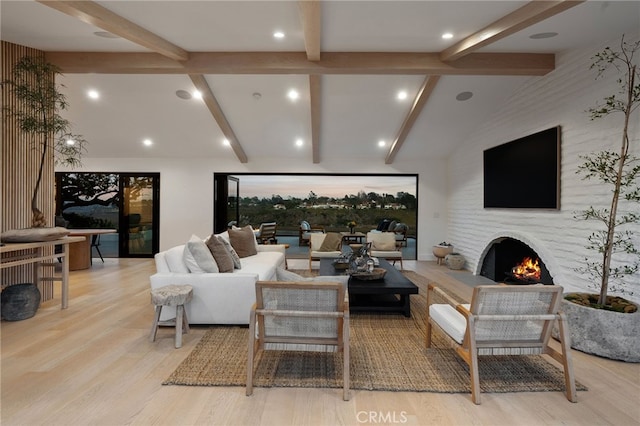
[
  {"x1": 427, "y1": 284, "x2": 461, "y2": 308},
  {"x1": 256, "y1": 244, "x2": 286, "y2": 255}
]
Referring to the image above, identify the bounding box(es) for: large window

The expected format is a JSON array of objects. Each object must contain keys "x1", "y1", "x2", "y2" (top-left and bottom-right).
[
  {"x1": 214, "y1": 173, "x2": 418, "y2": 259},
  {"x1": 55, "y1": 172, "x2": 160, "y2": 257}
]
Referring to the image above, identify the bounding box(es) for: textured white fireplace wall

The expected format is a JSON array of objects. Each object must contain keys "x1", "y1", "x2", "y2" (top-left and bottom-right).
[{"x1": 447, "y1": 35, "x2": 640, "y2": 301}]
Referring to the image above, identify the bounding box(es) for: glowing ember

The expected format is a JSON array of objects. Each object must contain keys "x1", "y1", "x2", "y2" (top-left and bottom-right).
[{"x1": 511, "y1": 257, "x2": 541, "y2": 282}]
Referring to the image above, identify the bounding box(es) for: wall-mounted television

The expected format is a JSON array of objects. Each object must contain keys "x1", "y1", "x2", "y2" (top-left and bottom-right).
[{"x1": 483, "y1": 126, "x2": 560, "y2": 209}]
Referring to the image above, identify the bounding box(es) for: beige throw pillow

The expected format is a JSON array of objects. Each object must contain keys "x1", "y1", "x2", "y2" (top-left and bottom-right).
[
  {"x1": 205, "y1": 235, "x2": 234, "y2": 273},
  {"x1": 372, "y1": 240, "x2": 396, "y2": 251},
  {"x1": 319, "y1": 232, "x2": 342, "y2": 252},
  {"x1": 229, "y1": 225, "x2": 258, "y2": 258}
]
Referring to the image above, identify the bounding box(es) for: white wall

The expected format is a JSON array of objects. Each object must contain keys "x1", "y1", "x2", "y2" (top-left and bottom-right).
[
  {"x1": 67, "y1": 157, "x2": 448, "y2": 260},
  {"x1": 447, "y1": 35, "x2": 640, "y2": 301}
]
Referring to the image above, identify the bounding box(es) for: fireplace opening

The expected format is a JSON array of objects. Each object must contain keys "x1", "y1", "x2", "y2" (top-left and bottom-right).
[{"x1": 480, "y1": 238, "x2": 553, "y2": 284}]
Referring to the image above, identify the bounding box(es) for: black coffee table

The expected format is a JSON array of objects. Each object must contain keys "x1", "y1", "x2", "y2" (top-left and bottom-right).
[{"x1": 319, "y1": 258, "x2": 419, "y2": 317}]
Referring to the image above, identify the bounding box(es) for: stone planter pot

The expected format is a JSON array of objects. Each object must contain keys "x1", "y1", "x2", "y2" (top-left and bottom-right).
[
  {"x1": 432, "y1": 245, "x2": 453, "y2": 265},
  {"x1": 445, "y1": 253, "x2": 466, "y2": 270},
  {"x1": 557, "y1": 297, "x2": 640, "y2": 363}
]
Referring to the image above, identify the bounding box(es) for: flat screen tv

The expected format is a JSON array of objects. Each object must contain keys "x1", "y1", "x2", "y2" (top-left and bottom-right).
[{"x1": 483, "y1": 126, "x2": 560, "y2": 209}]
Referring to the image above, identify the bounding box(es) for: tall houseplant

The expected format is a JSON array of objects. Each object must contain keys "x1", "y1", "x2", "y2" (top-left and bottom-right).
[
  {"x1": 574, "y1": 36, "x2": 640, "y2": 309},
  {"x1": 3, "y1": 56, "x2": 86, "y2": 227}
]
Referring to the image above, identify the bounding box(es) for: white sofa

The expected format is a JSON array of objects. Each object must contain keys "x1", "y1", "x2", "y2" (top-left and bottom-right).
[{"x1": 150, "y1": 231, "x2": 286, "y2": 325}]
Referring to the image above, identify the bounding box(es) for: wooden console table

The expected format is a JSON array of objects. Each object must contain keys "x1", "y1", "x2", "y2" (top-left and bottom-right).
[{"x1": 0, "y1": 236, "x2": 85, "y2": 309}]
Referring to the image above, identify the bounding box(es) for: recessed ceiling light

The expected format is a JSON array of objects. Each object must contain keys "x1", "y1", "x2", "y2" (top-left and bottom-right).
[
  {"x1": 176, "y1": 90, "x2": 192, "y2": 100},
  {"x1": 456, "y1": 91, "x2": 473, "y2": 101},
  {"x1": 143, "y1": 139, "x2": 153, "y2": 146},
  {"x1": 273, "y1": 31, "x2": 285, "y2": 39},
  {"x1": 442, "y1": 33, "x2": 454, "y2": 40},
  {"x1": 87, "y1": 90, "x2": 100, "y2": 100},
  {"x1": 222, "y1": 138, "x2": 230, "y2": 146},
  {"x1": 378, "y1": 140, "x2": 386, "y2": 147},
  {"x1": 253, "y1": 92, "x2": 262, "y2": 100},
  {"x1": 65, "y1": 139, "x2": 75, "y2": 146},
  {"x1": 295, "y1": 138, "x2": 303, "y2": 147},
  {"x1": 287, "y1": 89, "x2": 299, "y2": 101},
  {"x1": 529, "y1": 32, "x2": 558, "y2": 40},
  {"x1": 93, "y1": 31, "x2": 120, "y2": 39},
  {"x1": 192, "y1": 90, "x2": 203, "y2": 100},
  {"x1": 397, "y1": 91, "x2": 408, "y2": 100}
]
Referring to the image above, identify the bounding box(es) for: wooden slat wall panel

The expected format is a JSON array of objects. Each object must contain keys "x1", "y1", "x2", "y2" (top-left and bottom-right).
[{"x1": 2, "y1": 41, "x2": 56, "y2": 300}]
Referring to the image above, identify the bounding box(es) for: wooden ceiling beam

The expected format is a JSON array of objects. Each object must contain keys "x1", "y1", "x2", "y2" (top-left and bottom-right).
[
  {"x1": 298, "y1": 1, "x2": 322, "y2": 61},
  {"x1": 440, "y1": 0, "x2": 585, "y2": 62},
  {"x1": 309, "y1": 75, "x2": 322, "y2": 164},
  {"x1": 38, "y1": 1, "x2": 189, "y2": 61},
  {"x1": 189, "y1": 74, "x2": 248, "y2": 163},
  {"x1": 385, "y1": 76, "x2": 440, "y2": 164},
  {"x1": 45, "y1": 51, "x2": 555, "y2": 76}
]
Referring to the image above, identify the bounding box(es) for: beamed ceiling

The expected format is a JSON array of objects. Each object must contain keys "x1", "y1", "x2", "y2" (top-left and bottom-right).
[{"x1": 1, "y1": 1, "x2": 638, "y2": 164}]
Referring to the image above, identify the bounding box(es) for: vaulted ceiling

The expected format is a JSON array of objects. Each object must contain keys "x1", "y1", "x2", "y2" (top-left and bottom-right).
[{"x1": 2, "y1": 1, "x2": 638, "y2": 164}]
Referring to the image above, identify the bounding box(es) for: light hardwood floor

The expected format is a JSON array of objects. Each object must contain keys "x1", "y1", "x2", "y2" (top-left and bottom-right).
[{"x1": 2, "y1": 258, "x2": 639, "y2": 426}]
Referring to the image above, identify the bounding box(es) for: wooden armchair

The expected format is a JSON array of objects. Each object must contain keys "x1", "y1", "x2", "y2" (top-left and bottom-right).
[
  {"x1": 246, "y1": 280, "x2": 350, "y2": 400},
  {"x1": 425, "y1": 284, "x2": 576, "y2": 405},
  {"x1": 309, "y1": 232, "x2": 343, "y2": 271},
  {"x1": 366, "y1": 231, "x2": 403, "y2": 269}
]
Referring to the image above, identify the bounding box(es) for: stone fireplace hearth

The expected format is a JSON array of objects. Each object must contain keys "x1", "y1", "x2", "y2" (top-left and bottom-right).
[{"x1": 477, "y1": 235, "x2": 555, "y2": 285}]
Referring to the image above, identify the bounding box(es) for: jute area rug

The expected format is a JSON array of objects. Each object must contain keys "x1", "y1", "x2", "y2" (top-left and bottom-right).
[{"x1": 164, "y1": 270, "x2": 585, "y2": 394}]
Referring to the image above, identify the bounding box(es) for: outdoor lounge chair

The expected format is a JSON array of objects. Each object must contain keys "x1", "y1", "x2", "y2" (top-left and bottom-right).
[
  {"x1": 256, "y1": 222, "x2": 278, "y2": 244},
  {"x1": 425, "y1": 284, "x2": 577, "y2": 405}
]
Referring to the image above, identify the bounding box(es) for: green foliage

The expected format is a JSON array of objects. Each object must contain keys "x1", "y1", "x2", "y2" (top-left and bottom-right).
[
  {"x1": 575, "y1": 35, "x2": 640, "y2": 304},
  {"x1": 3, "y1": 56, "x2": 87, "y2": 226},
  {"x1": 237, "y1": 191, "x2": 416, "y2": 235}
]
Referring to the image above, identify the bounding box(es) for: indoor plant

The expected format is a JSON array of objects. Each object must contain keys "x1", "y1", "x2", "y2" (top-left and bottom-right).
[
  {"x1": 565, "y1": 35, "x2": 640, "y2": 362},
  {"x1": 3, "y1": 56, "x2": 86, "y2": 228}
]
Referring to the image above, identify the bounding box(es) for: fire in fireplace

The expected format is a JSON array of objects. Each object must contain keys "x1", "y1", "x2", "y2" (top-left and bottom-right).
[
  {"x1": 507, "y1": 257, "x2": 542, "y2": 284},
  {"x1": 480, "y1": 238, "x2": 554, "y2": 284}
]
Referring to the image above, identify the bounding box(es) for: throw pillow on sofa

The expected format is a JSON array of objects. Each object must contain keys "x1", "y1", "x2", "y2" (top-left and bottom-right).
[
  {"x1": 229, "y1": 225, "x2": 258, "y2": 258},
  {"x1": 217, "y1": 236, "x2": 242, "y2": 269},
  {"x1": 183, "y1": 235, "x2": 219, "y2": 273},
  {"x1": 205, "y1": 235, "x2": 234, "y2": 273}
]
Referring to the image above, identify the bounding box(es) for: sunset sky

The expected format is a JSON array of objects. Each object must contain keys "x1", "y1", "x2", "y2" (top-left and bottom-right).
[{"x1": 235, "y1": 175, "x2": 417, "y2": 199}]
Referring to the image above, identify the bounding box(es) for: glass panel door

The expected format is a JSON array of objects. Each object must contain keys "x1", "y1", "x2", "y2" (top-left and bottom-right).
[{"x1": 120, "y1": 174, "x2": 160, "y2": 256}]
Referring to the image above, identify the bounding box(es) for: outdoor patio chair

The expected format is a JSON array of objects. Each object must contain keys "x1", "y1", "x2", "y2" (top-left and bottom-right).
[
  {"x1": 299, "y1": 220, "x2": 325, "y2": 246},
  {"x1": 366, "y1": 231, "x2": 403, "y2": 269},
  {"x1": 256, "y1": 222, "x2": 277, "y2": 244},
  {"x1": 246, "y1": 280, "x2": 350, "y2": 400},
  {"x1": 425, "y1": 284, "x2": 577, "y2": 405},
  {"x1": 91, "y1": 234, "x2": 104, "y2": 264}
]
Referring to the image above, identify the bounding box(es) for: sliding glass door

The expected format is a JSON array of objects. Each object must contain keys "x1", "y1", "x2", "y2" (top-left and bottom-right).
[
  {"x1": 213, "y1": 174, "x2": 239, "y2": 233},
  {"x1": 56, "y1": 172, "x2": 160, "y2": 257},
  {"x1": 120, "y1": 174, "x2": 160, "y2": 257}
]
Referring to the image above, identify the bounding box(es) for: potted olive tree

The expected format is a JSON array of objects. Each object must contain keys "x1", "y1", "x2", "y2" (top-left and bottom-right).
[
  {"x1": 563, "y1": 36, "x2": 640, "y2": 362},
  {"x1": 3, "y1": 56, "x2": 86, "y2": 229}
]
